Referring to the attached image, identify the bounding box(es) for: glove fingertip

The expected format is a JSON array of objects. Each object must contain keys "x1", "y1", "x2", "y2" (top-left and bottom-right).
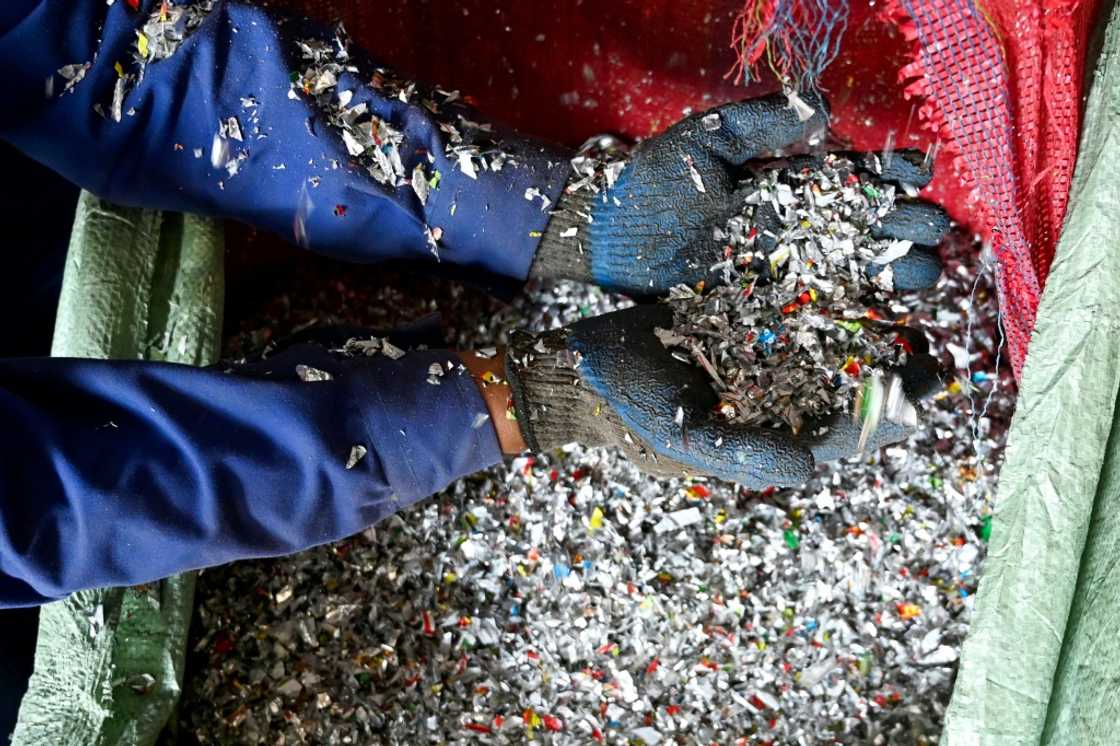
[
  {"x1": 803, "y1": 415, "x2": 914, "y2": 465},
  {"x1": 871, "y1": 201, "x2": 952, "y2": 247},
  {"x1": 866, "y1": 248, "x2": 943, "y2": 291},
  {"x1": 872, "y1": 149, "x2": 935, "y2": 188},
  {"x1": 898, "y1": 353, "x2": 944, "y2": 401},
  {"x1": 712, "y1": 92, "x2": 829, "y2": 164}
]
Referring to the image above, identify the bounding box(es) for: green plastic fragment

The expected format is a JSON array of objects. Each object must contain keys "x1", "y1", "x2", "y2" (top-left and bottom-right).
[
  {"x1": 834, "y1": 319, "x2": 864, "y2": 334},
  {"x1": 980, "y1": 514, "x2": 992, "y2": 542},
  {"x1": 784, "y1": 528, "x2": 800, "y2": 549}
]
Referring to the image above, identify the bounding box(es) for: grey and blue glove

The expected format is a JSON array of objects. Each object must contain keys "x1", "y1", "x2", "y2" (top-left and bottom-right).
[
  {"x1": 506, "y1": 304, "x2": 941, "y2": 488},
  {"x1": 530, "y1": 92, "x2": 950, "y2": 295}
]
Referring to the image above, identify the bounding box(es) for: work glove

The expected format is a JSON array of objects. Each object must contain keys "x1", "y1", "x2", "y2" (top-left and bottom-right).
[
  {"x1": 530, "y1": 91, "x2": 949, "y2": 296},
  {"x1": 506, "y1": 304, "x2": 941, "y2": 488}
]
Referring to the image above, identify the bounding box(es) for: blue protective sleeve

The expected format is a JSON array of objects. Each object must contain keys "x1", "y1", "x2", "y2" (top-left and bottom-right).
[
  {"x1": 0, "y1": 346, "x2": 503, "y2": 607},
  {"x1": 0, "y1": 0, "x2": 570, "y2": 280}
]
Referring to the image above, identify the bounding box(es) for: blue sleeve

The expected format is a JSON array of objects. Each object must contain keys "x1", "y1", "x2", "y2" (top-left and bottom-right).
[
  {"x1": 0, "y1": 0, "x2": 570, "y2": 280},
  {"x1": 0, "y1": 347, "x2": 502, "y2": 607}
]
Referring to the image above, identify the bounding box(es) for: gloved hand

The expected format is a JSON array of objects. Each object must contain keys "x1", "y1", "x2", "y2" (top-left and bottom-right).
[
  {"x1": 530, "y1": 92, "x2": 950, "y2": 296},
  {"x1": 506, "y1": 304, "x2": 941, "y2": 488},
  {"x1": 512, "y1": 137, "x2": 950, "y2": 486}
]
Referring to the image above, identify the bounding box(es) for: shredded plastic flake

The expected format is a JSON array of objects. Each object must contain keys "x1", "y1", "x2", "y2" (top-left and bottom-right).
[{"x1": 182, "y1": 226, "x2": 1010, "y2": 744}]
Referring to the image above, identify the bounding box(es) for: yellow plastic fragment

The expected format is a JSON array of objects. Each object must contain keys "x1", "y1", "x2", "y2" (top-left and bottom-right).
[{"x1": 898, "y1": 602, "x2": 922, "y2": 620}]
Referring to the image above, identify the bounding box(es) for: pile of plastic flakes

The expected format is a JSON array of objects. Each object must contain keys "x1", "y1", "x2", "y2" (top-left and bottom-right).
[
  {"x1": 658, "y1": 154, "x2": 917, "y2": 436},
  {"x1": 181, "y1": 230, "x2": 1012, "y2": 744}
]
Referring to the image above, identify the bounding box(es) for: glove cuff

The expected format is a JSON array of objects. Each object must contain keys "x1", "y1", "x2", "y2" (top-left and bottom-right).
[
  {"x1": 529, "y1": 185, "x2": 595, "y2": 283},
  {"x1": 505, "y1": 327, "x2": 696, "y2": 478},
  {"x1": 505, "y1": 327, "x2": 602, "y2": 452}
]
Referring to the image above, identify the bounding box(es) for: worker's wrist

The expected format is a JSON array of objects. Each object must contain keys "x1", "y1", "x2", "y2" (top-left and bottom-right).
[
  {"x1": 460, "y1": 348, "x2": 526, "y2": 455},
  {"x1": 504, "y1": 327, "x2": 591, "y2": 453}
]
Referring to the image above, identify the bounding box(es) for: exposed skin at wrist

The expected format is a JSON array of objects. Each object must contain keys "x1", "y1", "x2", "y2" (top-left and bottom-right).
[{"x1": 460, "y1": 348, "x2": 527, "y2": 455}]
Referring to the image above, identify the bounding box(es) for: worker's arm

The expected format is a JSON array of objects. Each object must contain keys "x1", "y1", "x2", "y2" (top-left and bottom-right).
[
  {"x1": 0, "y1": 3, "x2": 945, "y2": 295},
  {"x1": 0, "y1": 345, "x2": 508, "y2": 608},
  {"x1": 0, "y1": 0, "x2": 569, "y2": 281}
]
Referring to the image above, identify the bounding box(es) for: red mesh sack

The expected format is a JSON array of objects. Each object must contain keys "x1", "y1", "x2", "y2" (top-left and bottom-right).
[{"x1": 882, "y1": 0, "x2": 1100, "y2": 378}]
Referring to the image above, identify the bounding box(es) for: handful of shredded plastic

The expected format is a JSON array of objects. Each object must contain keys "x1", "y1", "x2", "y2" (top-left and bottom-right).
[{"x1": 658, "y1": 154, "x2": 917, "y2": 438}]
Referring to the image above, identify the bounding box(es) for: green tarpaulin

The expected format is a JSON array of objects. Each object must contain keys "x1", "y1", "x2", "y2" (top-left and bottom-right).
[
  {"x1": 942, "y1": 3, "x2": 1120, "y2": 743},
  {"x1": 11, "y1": 193, "x2": 224, "y2": 745}
]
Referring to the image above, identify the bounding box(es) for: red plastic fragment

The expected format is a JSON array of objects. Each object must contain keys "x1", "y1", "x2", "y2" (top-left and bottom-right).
[{"x1": 212, "y1": 632, "x2": 234, "y2": 656}]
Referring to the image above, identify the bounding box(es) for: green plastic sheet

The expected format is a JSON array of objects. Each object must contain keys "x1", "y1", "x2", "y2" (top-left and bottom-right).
[
  {"x1": 11, "y1": 193, "x2": 224, "y2": 746},
  {"x1": 942, "y1": 4, "x2": 1120, "y2": 743}
]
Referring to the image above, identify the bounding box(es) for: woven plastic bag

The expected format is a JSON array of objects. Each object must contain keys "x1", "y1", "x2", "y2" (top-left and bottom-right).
[{"x1": 11, "y1": 194, "x2": 224, "y2": 746}]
